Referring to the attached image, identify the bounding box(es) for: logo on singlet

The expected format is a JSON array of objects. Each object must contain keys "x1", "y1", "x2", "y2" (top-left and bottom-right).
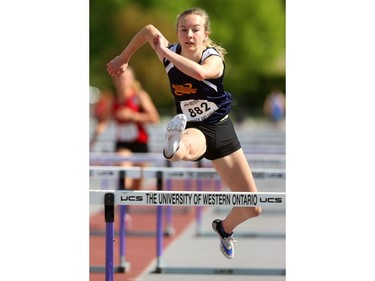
[{"x1": 172, "y1": 83, "x2": 197, "y2": 96}]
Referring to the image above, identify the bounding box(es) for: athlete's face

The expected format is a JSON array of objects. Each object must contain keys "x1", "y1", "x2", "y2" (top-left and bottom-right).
[{"x1": 177, "y1": 14, "x2": 208, "y2": 52}]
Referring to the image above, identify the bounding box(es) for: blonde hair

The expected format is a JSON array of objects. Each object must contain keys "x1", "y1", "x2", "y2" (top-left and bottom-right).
[
  {"x1": 176, "y1": 8, "x2": 227, "y2": 60},
  {"x1": 113, "y1": 66, "x2": 142, "y2": 92}
]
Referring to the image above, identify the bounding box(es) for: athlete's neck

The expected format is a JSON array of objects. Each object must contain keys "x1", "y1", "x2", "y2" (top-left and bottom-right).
[{"x1": 180, "y1": 46, "x2": 205, "y2": 63}]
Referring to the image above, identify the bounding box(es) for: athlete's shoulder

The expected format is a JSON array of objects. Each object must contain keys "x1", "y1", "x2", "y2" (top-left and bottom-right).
[
  {"x1": 167, "y1": 43, "x2": 180, "y2": 52},
  {"x1": 202, "y1": 47, "x2": 221, "y2": 61}
]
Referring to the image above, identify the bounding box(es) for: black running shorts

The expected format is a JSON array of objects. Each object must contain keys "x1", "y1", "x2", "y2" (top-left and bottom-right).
[{"x1": 186, "y1": 117, "x2": 241, "y2": 161}]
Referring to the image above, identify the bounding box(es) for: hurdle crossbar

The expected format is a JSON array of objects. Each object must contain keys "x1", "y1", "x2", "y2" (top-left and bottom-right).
[
  {"x1": 90, "y1": 190, "x2": 285, "y2": 207},
  {"x1": 89, "y1": 152, "x2": 285, "y2": 164},
  {"x1": 89, "y1": 166, "x2": 285, "y2": 180},
  {"x1": 90, "y1": 152, "x2": 166, "y2": 164}
]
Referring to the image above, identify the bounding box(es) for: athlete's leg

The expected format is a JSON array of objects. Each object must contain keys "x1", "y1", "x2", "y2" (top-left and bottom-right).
[
  {"x1": 211, "y1": 148, "x2": 262, "y2": 234},
  {"x1": 163, "y1": 114, "x2": 206, "y2": 162},
  {"x1": 167, "y1": 128, "x2": 206, "y2": 161}
]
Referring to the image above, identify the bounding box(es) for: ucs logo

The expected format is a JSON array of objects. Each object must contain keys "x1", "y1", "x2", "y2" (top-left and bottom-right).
[
  {"x1": 260, "y1": 197, "x2": 283, "y2": 203},
  {"x1": 120, "y1": 195, "x2": 143, "y2": 202}
]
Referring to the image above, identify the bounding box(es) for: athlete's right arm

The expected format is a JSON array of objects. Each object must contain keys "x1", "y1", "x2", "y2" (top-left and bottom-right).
[{"x1": 107, "y1": 25, "x2": 169, "y2": 77}]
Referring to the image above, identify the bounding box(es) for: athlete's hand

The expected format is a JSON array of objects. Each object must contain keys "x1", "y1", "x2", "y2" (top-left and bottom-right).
[
  {"x1": 153, "y1": 34, "x2": 168, "y2": 52},
  {"x1": 106, "y1": 56, "x2": 128, "y2": 77}
]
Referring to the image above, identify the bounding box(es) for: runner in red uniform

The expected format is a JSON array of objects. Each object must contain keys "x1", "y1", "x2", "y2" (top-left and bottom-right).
[{"x1": 91, "y1": 66, "x2": 160, "y2": 190}]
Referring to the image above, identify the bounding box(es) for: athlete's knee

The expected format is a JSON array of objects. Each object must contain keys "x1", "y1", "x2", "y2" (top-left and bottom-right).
[
  {"x1": 246, "y1": 206, "x2": 262, "y2": 218},
  {"x1": 253, "y1": 206, "x2": 262, "y2": 217}
]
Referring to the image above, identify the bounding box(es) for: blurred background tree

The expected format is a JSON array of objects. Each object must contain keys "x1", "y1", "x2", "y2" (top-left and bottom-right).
[{"x1": 90, "y1": 0, "x2": 285, "y2": 117}]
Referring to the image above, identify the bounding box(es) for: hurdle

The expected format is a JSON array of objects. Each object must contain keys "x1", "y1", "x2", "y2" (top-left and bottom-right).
[
  {"x1": 90, "y1": 159, "x2": 200, "y2": 238},
  {"x1": 90, "y1": 151, "x2": 285, "y2": 235},
  {"x1": 89, "y1": 166, "x2": 286, "y2": 279},
  {"x1": 90, "y1": 189, "x2": 286, "y2": 280},
  {"x1": 90, "y1": 152, "x2": 207, "y2": 233}
]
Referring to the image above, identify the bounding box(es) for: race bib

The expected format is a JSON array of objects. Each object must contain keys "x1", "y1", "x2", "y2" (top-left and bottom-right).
[
  {"x1": 117, "y1": 123, "x2": 139, "y2": 142},
  {"x1": 180, "y1": 99, "x2": 218, "y2": 122}
]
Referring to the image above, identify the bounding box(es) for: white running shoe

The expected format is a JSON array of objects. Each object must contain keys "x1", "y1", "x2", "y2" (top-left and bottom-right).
[
  {"x1": 212, "y1": 219, "x2": 238, "y2": 259},
  {"x1": 163, "y1": 114, "x2": 187, "y2": 159}
]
